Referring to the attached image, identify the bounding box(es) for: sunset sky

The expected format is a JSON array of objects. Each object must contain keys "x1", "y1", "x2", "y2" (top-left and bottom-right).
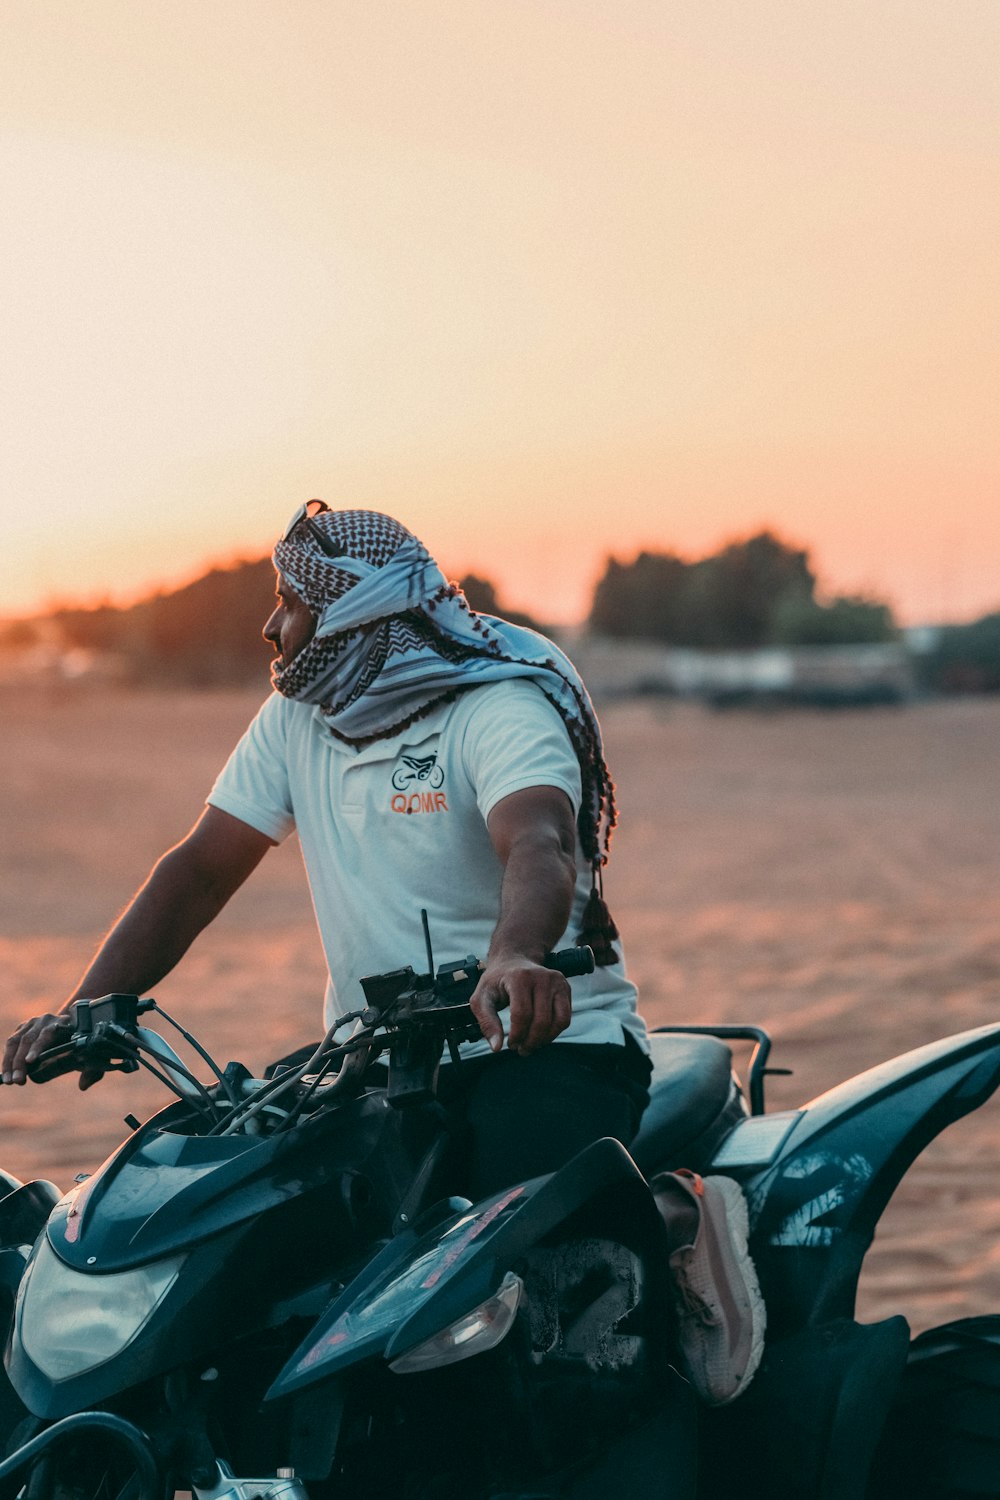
[{"x1": 2, "y1": 2, "x2": 998, "y2": 626}]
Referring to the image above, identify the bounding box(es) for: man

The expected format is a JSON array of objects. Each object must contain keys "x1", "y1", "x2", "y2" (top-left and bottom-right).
[
  {"x1": 2, "y1": 501, "x2": 762, "y2": 1402},
  {"x1": 4, "y1": 503, "x2": 648, "y2": 1175}
]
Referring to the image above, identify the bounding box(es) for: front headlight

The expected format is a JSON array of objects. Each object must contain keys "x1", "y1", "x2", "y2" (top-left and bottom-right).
[
  {"x1": 16, "y1": 1241, "x2": 183, "y2": 1381},
  {"x1": 388, "y1": 1271, "x2": 523, "y2": 1374}
]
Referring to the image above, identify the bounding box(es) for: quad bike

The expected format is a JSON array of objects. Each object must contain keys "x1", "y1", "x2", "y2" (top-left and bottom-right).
[{"x1": 1, "y1": 936, "x2": 998, "y2": 1499}]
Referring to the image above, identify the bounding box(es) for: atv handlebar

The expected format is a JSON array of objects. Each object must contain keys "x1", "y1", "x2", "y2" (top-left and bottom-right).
[
  {"x1": 26, "y1": 994, "x2": 155, "y2": 1084},
  {"x1": 24, "y1": 948, "x2": 597, "y2": 1124},
  {"x1": 542, "y1": 946, "x2": 596, "y2": 980}
]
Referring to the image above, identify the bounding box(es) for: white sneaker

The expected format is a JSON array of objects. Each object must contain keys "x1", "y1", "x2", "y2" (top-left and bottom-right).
[{"x1": 651, "y1": 1169, "x2": 766, "y2": 1406}]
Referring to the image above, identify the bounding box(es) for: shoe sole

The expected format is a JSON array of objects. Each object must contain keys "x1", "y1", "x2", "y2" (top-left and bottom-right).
[{"x1": 698, "y1": 1174, "x2": 767, "y2": 1404}]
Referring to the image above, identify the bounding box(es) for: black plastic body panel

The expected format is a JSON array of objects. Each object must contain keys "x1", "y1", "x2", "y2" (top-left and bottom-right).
[
  {"x1": 7, "y1": 1088, "x2": 452, "y2": 1419},
  {"x1": 267, "y1": 1136, "x2": 668, "y2": 1398},
  {"x1": 736, "y1": 1022, "x2": 1000, "y2": 1337}
]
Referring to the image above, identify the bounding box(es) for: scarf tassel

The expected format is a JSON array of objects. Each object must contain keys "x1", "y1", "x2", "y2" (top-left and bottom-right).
[{"x1": 576, "y1": 865, "x2": 620, "y2": 967}]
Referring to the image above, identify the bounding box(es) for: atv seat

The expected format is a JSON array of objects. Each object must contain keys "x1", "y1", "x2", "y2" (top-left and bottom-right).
[{"x1": 629, "y1": 1031, "x2": 745, "y2": 1177}]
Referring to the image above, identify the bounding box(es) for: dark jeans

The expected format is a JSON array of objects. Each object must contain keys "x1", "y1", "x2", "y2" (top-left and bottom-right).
[
  {"x1": 267, "y1": 1034, "x2": 652, "y2": 1203},
  {"x1": 436, "y1": 1035, "x2": 652, "y2": 1201}
]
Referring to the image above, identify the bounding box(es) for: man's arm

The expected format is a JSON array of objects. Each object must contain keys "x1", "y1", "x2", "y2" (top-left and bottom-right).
[
  {"x1": 469, "y1": 785, "x2": 578, "y2": 1056},
  {"x1": 2, "y1": 807, "x2": 275, "y2": 1087}
]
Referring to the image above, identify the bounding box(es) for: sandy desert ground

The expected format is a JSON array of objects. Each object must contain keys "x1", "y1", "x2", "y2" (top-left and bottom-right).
[{"x1": 2, "y1": 684, "x2": 999, "y2": 1337}]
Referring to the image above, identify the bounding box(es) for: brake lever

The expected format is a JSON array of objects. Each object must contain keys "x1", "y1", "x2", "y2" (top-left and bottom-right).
[
  {"x1": 27, "y1": 1027, "x2": 141, "y2": 1085},
  {"x1": 25, "y1": 1041, "x2": 80, "y2": 1085}
]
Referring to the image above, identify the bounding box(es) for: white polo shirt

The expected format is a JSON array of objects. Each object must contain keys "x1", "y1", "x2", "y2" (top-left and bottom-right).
[{"x1": 207, "y1": 679, "x2": 646, "y2": 1056}]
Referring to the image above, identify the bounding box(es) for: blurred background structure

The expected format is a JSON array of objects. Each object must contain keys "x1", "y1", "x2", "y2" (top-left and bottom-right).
[{"x1": 1, "y1": 526, "x2": 995, "y2": 707}]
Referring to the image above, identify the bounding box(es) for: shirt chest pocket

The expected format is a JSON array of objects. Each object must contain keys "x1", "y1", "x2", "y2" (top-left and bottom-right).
[{"x1": 338, "y1": 734, "x2": 450, "y2": 819}]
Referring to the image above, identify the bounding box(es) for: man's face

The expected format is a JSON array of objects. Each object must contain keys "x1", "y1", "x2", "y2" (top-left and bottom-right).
[{"x1": 263, "y1": 573, "x2": 317, "y2": 670}]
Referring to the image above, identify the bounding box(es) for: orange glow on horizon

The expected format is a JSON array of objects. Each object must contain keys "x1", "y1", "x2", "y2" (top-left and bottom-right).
[{"x1": 2, "y1": 3, "x2": 998, "y2": 629}]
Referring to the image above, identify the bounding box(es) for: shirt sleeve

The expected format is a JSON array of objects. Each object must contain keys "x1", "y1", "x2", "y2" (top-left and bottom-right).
[
  {"x1": 206, "y1": 693, "x2": 296, "y2": 843},
  {"x1": 461, "y1": 680, "x2": 582, "y2": 824}
]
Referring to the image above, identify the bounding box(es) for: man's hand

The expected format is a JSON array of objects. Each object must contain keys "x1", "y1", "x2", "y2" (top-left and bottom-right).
[
  {"x1": 470, "y1": 956, "x2": 572, "y2": 1056},
  {"x1": 2, "y1": 1012, "x2": 74, "y2": 1087}
]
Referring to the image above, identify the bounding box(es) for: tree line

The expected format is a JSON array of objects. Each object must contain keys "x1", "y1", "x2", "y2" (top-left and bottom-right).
[
  {"x1": 4, "y1": 530, "x2": 1000, "y2": 693},
  {"x1": 16, "y1": 559, "x2": 279, "y2": 687},
  {"x1": 916, "y1": 614, "x2": 1000, "y2": 694},
  {"x1": 589, "y1": 531, "x2": 897, "y2": 648},
  {"x1": 0, "y1": 561, "x2": 547, "y2": 688}
]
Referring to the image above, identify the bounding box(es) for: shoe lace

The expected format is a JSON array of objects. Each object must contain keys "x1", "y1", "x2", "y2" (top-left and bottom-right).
[{"x1": 673, "y1": 1268, "x2": 720, "y2": 1326}]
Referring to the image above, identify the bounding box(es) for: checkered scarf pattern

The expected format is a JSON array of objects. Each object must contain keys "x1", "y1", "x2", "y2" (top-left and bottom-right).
[{"x1": 272, "y1": 508, "x2": 618, "y2": 868}]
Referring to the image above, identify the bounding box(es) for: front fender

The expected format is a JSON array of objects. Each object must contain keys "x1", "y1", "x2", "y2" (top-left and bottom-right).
[
  {"x1": 0, "y1": 1182, "x2": 60, "y2": 1297},
  {"x1": 736, "y1": 1022, "x2": 1000, "y2": 1335}
]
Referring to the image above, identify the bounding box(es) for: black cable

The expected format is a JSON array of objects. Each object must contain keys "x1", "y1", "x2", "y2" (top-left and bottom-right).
[
  {"x1": 212, "y1": 1033, "x2": 385, "y2": 1137},
  {"x1": 131, "y1": 1056, "x2": 217, "y2": 1121},
  {"x1": 333, "y1": 1008, "x2": 369, "y2": 1031},
  {"x1": 274, "y1": 1050, "x2": 340, "y2": 1132},
  {"x1": 129, "y1": 1037, "x2": 220, "y2": 1117},
  {"x1": 203, "y1": 1008, "x2": 388, "y2": 1138},
  {"x1": 146, "y1": 1003, "x2": 237, "y2": 1105},
  {"x1": 205, "y1": 1051, "x2": 326, "y2": 1137}
]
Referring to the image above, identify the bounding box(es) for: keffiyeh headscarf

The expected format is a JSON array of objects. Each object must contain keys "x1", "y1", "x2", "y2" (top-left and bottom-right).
[{"x1": 272, "y1": 507, "x2": 621, "y2": 962}]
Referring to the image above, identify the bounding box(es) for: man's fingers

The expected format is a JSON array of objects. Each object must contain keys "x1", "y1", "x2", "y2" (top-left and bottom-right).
[
  {"x1": 509, "y1": 974, "x2": 571, "y2": 1054},
  {"x1": 24, "y1": 1026, "x2": 57, "y2": 1063},
  {"x1": 511, "y1": 988, "x2": 554, "y2": 1054},
  {"x1": 471, "y1": 964, "x2": 573, "y2": 1055},
  {"x1": 4, "y1": 1022, "x2": 40, "y2": 1084},
  {"x1": 470, "y1": 988, "x2": 505, "y2": 1053},
  {"x1": 3, "y1": 1015, "x2": 71, "y2": 1085},
  {"x1": 551, "y1": 988, "x2": 572, "y2": 1038},
  {"x1": 2, "y1": 1026, "x2": 26, "y2": 1082}
]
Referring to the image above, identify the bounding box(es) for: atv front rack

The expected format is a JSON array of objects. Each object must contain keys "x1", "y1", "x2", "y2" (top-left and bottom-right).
[{"x1": 0, "y1": 1411, "x2": 159, "y2": 1500}]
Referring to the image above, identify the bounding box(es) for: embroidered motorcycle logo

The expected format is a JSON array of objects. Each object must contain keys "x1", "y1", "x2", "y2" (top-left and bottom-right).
[
  {"x1": 390, "y1": 752, "x2": 449, "y2": 815},
  {"x1": 392, "y1": 754, "x2": 445, "y2": 791}
]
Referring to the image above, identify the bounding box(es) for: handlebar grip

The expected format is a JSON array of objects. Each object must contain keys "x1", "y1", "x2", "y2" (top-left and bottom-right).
[{"x1": 543, "y1": 945, "x2": 596, "y2": 979}]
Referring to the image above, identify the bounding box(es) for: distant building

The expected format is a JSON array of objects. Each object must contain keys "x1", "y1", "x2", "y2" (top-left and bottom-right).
[{"x1": 566, "y1": 635, "x2": 914, "y2": 707}]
